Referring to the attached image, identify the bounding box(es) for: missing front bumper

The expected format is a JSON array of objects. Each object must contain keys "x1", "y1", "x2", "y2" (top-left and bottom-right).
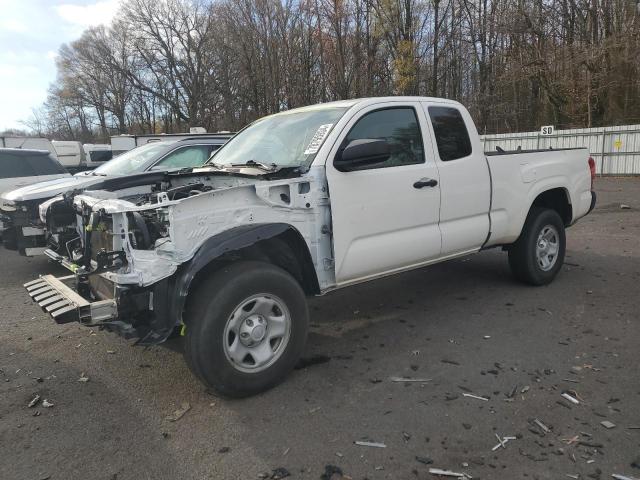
[{"x1": 24, "y1": 275, "x2": 117, "y2": 325}]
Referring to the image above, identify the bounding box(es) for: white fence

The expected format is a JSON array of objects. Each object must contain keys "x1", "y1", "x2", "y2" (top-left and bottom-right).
[{"x1": 481, "y1": 124, "x2": 640, "y2": 175}]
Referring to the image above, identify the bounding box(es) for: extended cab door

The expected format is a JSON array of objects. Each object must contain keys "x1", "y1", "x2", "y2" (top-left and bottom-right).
[
  {"x1": 422, "y1": 103, "x2": 491, "y2": 255},
  {"x1": 326, "y1": 101, "x2": 442, "y2": 285}
]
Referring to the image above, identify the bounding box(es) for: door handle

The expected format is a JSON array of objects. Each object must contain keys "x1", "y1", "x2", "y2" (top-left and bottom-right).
[{"x1": 413, "y1": 178, "x2": 438, "y2": 189}]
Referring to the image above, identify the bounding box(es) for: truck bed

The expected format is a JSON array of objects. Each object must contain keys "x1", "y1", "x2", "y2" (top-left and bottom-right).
[{"x1": 484, "y1": 147, "x2": 592, "y2": 247}]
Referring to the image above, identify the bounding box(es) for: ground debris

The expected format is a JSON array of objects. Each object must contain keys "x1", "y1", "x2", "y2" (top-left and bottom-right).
[
  {"x1": 600, "y1": 420, "x2": 616, "y2": 429},
  {"x1": 416, "y1": 456, "x2": 434, "y2": 465},
  {"x1": 354, "y1": 440, "x2": 386, "y2": 448},
  {"x1": 166, "y1": 402, "x2": 191, "y2": 422},
  {"x1": 389, "y1": 376, "x2": 432, "y2": 383},
  {"x1": 577, "y1": 441, "x2": 604, "y2": 448},
  {"x1": 462, "y1": 393, "x2": 489, "y2": 402},
  {"x1": 530, "y1": 418, "x2": 551, "y2": 434},
  {"x1": 620, "y1": 204, "x2": 631, "y2": 209},
  {"x1": 491, "y1": 434, "x2": 517, "y2": 451},
  {"x1": 561, "y1": 392, "x2": 580, "y2": 405},
  {"x1": 27, "y1": 394, "x2": 40, "y2": 408},
  {"x1": 42, "y1": 399, "x2": 54, "y2": 408},
  {"x1": 506, "y1": 384, "x2": 518, "y2": 399},
  {"x1": 612, "y1": 475, "x2": 639, "y2": 480},
  {"x1": 428, "y1": 467, "x2": 466, "y2": 477},
  {"x1": 78, "y1": 373, "x2": 90, "y2": 382},
  {"x1": 441, "y1": 359, "x2": 461, "y2": 366}
]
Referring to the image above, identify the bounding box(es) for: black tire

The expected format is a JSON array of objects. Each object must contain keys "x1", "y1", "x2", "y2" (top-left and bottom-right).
[
  {"x1": 184, "y1": 261, "x2": 309, "y2": 398},
  {"x1": 508, "y1": 207, "x2": 566, "y2": 286}
]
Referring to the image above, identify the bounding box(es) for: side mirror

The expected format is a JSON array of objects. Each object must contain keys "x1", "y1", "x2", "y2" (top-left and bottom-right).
[{"x1": 334, "y1": 138, "x2": 390, "y2": 172}]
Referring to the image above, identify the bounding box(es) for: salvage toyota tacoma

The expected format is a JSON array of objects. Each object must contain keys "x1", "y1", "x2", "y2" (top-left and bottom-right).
[{"x1": 25, "y1": 97, "x2": 597, "y2": 397}]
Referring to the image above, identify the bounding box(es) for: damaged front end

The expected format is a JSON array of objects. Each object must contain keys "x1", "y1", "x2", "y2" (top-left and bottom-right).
[
  {"x1": 25, "y1": 166, "x2": 327, "y2": 346},
  {"x1": 28, "y1": 179, "x2": 199, "y2": 344},
  {"x1": 27, "y1": 200, "x2": 168, "y2": 342}
]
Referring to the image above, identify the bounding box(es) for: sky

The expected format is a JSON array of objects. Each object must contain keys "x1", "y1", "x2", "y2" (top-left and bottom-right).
[{"x1": 0, "y1": 0, "x2": 120, "y2": 132}]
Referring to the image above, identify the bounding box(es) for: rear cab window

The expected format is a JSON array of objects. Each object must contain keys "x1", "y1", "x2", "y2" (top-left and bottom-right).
[{"x1": 428, "y1": 106, "x2": 472, "y2": 161}]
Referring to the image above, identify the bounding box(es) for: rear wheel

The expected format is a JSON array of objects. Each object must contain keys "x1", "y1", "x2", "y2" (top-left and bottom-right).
[
  {"x1": 184, "y1": 261, "x2": 309, "y2": 397},
  {"x1": 508, "y1": 208, "x2": 566, "y2": 285}
]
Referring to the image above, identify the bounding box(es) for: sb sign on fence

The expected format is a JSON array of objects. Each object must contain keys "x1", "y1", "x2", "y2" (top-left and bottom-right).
[{"x1": 540, "y1": 125, "x2": 555, "y2": 136}]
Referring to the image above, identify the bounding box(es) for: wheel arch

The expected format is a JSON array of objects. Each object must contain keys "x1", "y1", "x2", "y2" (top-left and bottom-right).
[
  {"x1": 171, "y1": 223, "x2": 319, "y2": 327},
  {"x1": 528, "y1": 187, "x2": 573, "y2": 226}
]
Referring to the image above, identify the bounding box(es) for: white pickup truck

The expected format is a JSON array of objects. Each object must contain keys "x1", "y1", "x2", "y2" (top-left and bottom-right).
[{"x1": 25, "y1": 97, "x2": 596, "y2": 397}]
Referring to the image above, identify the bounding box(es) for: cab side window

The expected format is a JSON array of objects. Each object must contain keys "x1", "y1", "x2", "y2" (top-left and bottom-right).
[
  {"x1": 339, "y1": 108, "x2": 424, "y2": 170},
  {"x1": 428, "y1": 107, "x2": 472, "y2": 161},
  {"x1": 152, "y1": 145, "x2": 213, "y2": 170}
]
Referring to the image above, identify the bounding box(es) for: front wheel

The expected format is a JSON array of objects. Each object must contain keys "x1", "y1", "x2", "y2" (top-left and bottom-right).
[
  {"x1": 184, "y1": 261, "x2": 309, "y2": 398},
  {"x1": 508, "y1": 208, "x2": 566, "y2": 286}
]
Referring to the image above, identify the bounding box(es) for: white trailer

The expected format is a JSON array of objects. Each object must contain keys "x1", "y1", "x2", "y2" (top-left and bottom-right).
[
  {"x1": 52, "y1": 141, "x2": 113, "y2": 172},
  {"x1": 110, "y1": 131, "x2": 230, "y2": 155},
  {"x1": 0, "y1": 136, "x2": 57, "y2": 158},
  {"x1": 83, "y1": 144, "x2": 112, "y2": 166},
  {"x1": 51, "y1": 141, "x2": 86, "y2": 172}
]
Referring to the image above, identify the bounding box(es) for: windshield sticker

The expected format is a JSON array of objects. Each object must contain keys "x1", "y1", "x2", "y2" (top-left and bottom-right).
[{"x1": 304, "y1": 124, "x2": 334, "y2": 155}]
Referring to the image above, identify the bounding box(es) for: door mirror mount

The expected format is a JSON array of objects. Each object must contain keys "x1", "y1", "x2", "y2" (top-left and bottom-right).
[{"x1": 334, "y1": 138, "x2": 390, "y2": 172}]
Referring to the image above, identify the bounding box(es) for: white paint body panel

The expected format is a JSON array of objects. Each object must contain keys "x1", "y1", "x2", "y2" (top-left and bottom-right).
[
  {"x1": 420, "y1": 100, "x2": 491, "y2": 256},
  {"x1": 66, "y1": 97, "x2": 593, "y2": 295},
  {"x1": 325, "y1": 100, "x2": 442, "y2": 284},
  {"x1": 485, "y1": 148, "x2": 593, "y2": 246}
]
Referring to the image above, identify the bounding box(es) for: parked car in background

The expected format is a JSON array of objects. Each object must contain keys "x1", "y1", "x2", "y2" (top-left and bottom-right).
[
  {"x1": 24, "y1": 97, "x2": 596, "y2": 397},
  {"x1": 0, "y1": 148, "x2": 70, "y2": 246},
  {"x1": 1, "y1": 135, "x2": 231, "y2": 256}
]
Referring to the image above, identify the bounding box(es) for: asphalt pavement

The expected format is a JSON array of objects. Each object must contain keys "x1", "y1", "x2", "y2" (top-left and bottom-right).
[{"x1": 1, "y1": 177, "x2": 639, "y2": 480}]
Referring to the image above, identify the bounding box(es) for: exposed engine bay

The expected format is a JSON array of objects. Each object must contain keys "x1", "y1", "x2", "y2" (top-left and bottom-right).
[
  {"x1": 41, "y1": 165, "x2": 332, "y2": 286},
  {"x1": 45, "y1": 170, "x2": 265, "y2": 267}
]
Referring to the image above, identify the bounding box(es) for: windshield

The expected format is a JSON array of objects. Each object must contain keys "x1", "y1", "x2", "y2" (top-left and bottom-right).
[
  {"x1": 94, "y1": 141, "x2": 175, "y2": 176},
  {"x1": 208, "y1": 106, "x2": 349, "y2": 169}
]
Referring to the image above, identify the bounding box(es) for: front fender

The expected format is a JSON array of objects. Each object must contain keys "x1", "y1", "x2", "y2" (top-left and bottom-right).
[{"x1": 142, "y1": 223, "x2": 299, "y2": 345}]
